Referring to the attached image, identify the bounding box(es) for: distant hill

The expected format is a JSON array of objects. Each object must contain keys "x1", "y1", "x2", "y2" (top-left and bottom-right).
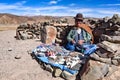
[
  {"x1": 0, "y1": 13, "x2": 35, "y2": 24},
  {"x1": 0, "y1": 13, "x2": 74, "y2": 24}
]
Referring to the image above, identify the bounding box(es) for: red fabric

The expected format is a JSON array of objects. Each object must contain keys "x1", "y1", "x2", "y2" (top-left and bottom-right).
[{"x1": 78, "y1": 23, "x2": 94, "y2": 43}]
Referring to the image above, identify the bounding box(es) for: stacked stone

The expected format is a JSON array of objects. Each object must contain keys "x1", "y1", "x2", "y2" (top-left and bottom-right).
[
  {"x1": 15, "y1": 22, "x2": 41, "y2": 40},
  {"x1": 82, "y1": 14, "x2": 120, "y2": 80},
  {"x1": 55, "y1": 24, "x2": 73, "y2": 45},
  {"x1": 38, "y1": 19, "x2": 73, "y2": 45},
  {"x1": 93, "y1": 14, "x2": 120, "y2": 43},
  {"x1": 16, "y1": 14, "x2": 120, "y2": 80},
  {"x1": 96, "y1": 14, "x2": 120, "y2": 65},
  {"x1": 15, "y1": 19, "x2": 74, "y2": 45}
]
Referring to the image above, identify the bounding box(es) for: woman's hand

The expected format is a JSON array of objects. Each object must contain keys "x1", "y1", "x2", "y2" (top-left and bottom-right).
[
  {"x1": 71, "y1": 39, "x2": 76, "y2": 44},
  {"x1": 78, "y1": 40, "x2": 84, "y2": 45}
]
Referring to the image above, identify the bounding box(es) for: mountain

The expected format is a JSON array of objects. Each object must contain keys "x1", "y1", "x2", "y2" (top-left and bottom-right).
[
  {"x1": 0, "y1": 13, "x2": 36, "y2": 24},
  {"x1": 0, "y1": 13, "x2": 74, "y2": 24}
]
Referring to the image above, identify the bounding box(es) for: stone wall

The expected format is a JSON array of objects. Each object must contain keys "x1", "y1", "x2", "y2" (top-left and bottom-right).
[
  {"x1": 16, "y1": 14, "x2": 120, "y2": 80},
  {"x1": 15, "y1": 19, "x2": 73, "y2": 45}
]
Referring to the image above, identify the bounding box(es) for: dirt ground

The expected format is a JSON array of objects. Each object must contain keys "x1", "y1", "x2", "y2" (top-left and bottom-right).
[
  {"x1": 0, "y1": 30, "x2": 63, "y2": 80},
  {"x1": 0, "y1": 24, "x2": 18, "y2": 31}
]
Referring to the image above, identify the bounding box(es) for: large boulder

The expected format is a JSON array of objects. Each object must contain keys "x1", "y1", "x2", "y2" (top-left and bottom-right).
[
  {"x1": 40, "y1": 25, "x2": 57, "y2": 44},
  {"x1": 110, "y1": 14, "x2": 120, "y2": 24},
  {"x1": 102, "y1": 66, "x2": 120, "y2": 80},
  {"x1": 101, "y1": 34, "x2": 120, "y2": 43},
  {"x1": 81, "y1": 60, "x2": 109, "y2": 80}
]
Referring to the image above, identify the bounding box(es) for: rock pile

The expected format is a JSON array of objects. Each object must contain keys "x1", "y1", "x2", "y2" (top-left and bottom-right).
[
  {"x1": 15, "y1": 19, "x2": 73, "y2": 45},
  {"x1": 16, "y1": 14, "x2": 120, "y2": 80},
  {"x1": 15, "y1": 22, "x2": 41, "y2": 40},
  {"x1": 81, "y1": 14, "x2": 120, "y2": 80}
]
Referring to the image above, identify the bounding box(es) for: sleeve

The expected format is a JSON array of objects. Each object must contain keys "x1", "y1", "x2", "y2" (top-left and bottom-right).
[{"x1": 67, "y1": 30, "x2": 74, "y2": 42}]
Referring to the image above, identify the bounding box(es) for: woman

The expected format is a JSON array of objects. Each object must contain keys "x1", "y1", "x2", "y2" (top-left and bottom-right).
[{"x1": 66, "y1": 13, "x2": 95, "y2": 54}]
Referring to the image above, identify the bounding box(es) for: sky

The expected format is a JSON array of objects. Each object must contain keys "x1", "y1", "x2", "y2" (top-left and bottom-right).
[{"x1": 0, "y1": 0, "x2": 120, "y2": 18}]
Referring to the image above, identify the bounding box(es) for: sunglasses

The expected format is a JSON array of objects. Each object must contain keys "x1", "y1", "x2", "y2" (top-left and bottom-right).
[{"x1": 75, "y1": 19, "x2": 83, "y2": 22}]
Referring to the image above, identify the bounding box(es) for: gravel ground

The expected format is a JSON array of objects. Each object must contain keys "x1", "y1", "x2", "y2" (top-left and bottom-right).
[
  {"x1": 1, "y1": 30, "x2": 120, "y2": 80},
  {"x1": 0, "y1": 30, "x2": 63, "y2": 80}
]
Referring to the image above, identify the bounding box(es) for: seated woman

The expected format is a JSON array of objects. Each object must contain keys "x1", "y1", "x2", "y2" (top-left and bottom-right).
[{"x1": 66, "y1": 13, "x2": 96, "y2": 55}]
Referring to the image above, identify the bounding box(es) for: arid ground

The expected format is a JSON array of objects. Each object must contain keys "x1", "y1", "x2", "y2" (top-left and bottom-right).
[{"x1": 0, "y1": 30, "x2": 63, "y2": 80}]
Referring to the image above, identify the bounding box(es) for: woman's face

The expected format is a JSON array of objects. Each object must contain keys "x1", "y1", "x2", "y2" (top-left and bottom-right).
[{"x1": 75, "y1": 19, "x2": 83, "y2": 27}]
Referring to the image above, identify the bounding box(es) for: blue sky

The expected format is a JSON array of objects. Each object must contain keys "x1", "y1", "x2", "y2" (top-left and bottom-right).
[{"x1": 0, "y1": 0, "x2": 120, "y2": 18}]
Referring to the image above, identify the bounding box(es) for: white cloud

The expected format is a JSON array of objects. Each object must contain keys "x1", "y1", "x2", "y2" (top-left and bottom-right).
[
  {"x1": 39, "y1": 12, "x2": 74, "y2": 16},
  {"x1": 14, "y1": 1, "x2": 27, "y2": 6},
  {"x1": 0, "y1": 1, "x2": 120, "y2": 18},
  {"x1": 98, "y1": 10, "x2": 120, "y2": 15},
  {"x1": 49, "y1": 0, "x2": 58, "y2": 5},
  {"x1": 48, "y1": 0, "x2": 62, "y2": 5},
  {"x1": 101, "y1": 4, "x2": 120, "y2": 6},
  {"x1": 83, "y1": 13, "x2": 110, "y2": 18},
  {"x1": 0, "y1": 2, "x2": 67, "y2": 11},
  {"x1": 35, "y1": 6, "x2": 68, "y2": 11},
  {"x1": 49, "y1": 1, "x2": 57, "y2": 5},
  {"x1": 69, "y1": 8, "x2": 93, "y2": 13},
  {"x1": 0, "y1": 3, "x2": 19, "y2": 10},
  {"x1": 69, "y1": 3, "x2": 76, "y2": 6},
  {"x1": 67, "y1": 8, "x2": 120, "y2": 18}
]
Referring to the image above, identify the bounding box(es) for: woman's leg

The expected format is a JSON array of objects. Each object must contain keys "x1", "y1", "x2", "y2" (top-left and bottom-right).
[{"x1": 66, "y1": 42, "x2": 75, "y2": 51}]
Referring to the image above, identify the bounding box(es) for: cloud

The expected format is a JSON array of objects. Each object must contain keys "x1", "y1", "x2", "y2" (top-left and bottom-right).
[
  {"x1": 0, "y1": 2, "x2": 68, "y2": 16},
  {"x1": 0, "y1": 1, "x2": 120, "y2": 18},
  {"x1": 98, "y1": 10, "x2": 120, "y2": 15},
  {"x1": 48, "y1": 0, "x2": 62, "y2": 5},
  {"x1": 67, "y1": 8, "x2": 120, "y2": 18},
  {"x1": 69, "y1": 8, "x2": 93, "y2": 13},
  {"x1": 14, "y1": 1, "x2": 27, "y2": 6},
  {"x1": 0, "y1": 1, "x2": 27, "y2": 10},
  {"x1": 36, "y1": 6, "x2": 67, "y2": 11},
  {"x1": 0, "y1": 2, "x2": 67, "y2": 11},
  {"x1": 69, "y1": 3, "x2": 76, "y2": 6},
  {"x1": 49, "y1": 0, "x2": 62, "y2": 5},
  {"x1": 0, "y1": 3, "x2": 19, "y2": 10},
  {"x1": 39, "y1": 12, "x2": 74, "y2": 16},
  {"x1": 101, "y1": 4, "x2": 120, "y2": 6},
  {"x1": 49, "y1": 1, "x2": 57, "y2": 5}
]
